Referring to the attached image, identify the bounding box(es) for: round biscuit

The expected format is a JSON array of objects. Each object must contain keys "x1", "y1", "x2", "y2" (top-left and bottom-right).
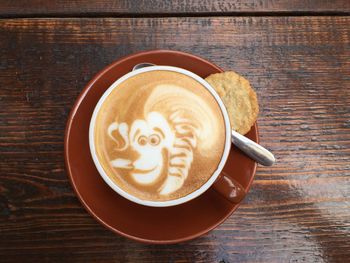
[{"x1": 205, "y1": 71, "x2": 259, "y2": 135}]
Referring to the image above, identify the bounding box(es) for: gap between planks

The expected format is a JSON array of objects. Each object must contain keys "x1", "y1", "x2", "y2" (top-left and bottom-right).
[{"x1": 0, "y1": 11, "x2": 350, "y2": 19}]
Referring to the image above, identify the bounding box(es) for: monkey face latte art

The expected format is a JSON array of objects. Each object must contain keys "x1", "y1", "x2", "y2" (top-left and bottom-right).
[{"x1": 93, "y1": 70, "x2": 226, "y2": 201}]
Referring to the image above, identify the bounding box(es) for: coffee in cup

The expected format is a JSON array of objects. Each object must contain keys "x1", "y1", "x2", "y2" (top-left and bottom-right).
[{"x1": 91, "y1": 69, "x2": 227, "y2": 202}]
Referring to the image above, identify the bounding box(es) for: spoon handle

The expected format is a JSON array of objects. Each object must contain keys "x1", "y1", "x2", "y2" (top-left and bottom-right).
[{"x1": 231, "y1": 130, "x2": 275, "y2": 166}]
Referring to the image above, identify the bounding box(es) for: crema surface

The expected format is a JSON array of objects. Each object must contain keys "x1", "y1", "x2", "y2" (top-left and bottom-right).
[{"x1": 94, "y1": 70, "x2": 226, "y2": 201}]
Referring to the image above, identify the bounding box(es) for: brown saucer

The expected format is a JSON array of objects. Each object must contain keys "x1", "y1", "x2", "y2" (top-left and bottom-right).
[{"x1": 64, "y1": 50, "x2": 258, "y2": 244}]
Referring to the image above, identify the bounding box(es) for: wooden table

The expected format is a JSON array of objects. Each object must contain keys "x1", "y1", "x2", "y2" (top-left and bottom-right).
[{"x1": 1, "y1": 1, "x2": 349, "y2": 262}]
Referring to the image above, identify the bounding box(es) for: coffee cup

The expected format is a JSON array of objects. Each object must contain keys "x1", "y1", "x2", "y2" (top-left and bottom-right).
[{"x1": 89, "y1": 65, "x2": 245, "y2": 207}]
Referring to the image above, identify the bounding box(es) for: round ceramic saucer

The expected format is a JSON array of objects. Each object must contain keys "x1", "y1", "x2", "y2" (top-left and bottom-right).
[{"x1": 64, "y1": 50, "x2": 258, "y2": 244}]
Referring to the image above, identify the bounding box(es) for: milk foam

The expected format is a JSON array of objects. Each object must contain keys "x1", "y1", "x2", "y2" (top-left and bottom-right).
[
  {"x1": 108, "y1": 84, "x2": 221, "y2": 195},
  {"x1": 94, "y1": 71, "x2": 226, "y2": 201}
]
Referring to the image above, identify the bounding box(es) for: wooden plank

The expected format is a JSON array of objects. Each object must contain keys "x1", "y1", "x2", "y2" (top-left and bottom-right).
[
  {"x1": 0, "y1": 0, "x2": 349, "y2": 17},
  {"x1": 0, "y1": 17, "x2": 349, "y2": 262}
]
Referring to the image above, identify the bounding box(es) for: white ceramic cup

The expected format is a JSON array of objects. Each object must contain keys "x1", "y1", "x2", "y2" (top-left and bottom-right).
[{"x1": 89, "y1": 66, "x2": 231, "y2": 207}]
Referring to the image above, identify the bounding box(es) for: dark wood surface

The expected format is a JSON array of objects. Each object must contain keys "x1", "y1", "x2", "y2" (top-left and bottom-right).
[
  {"x1": 1, "y1": 3, "x2": 350, "y2": 263},
  {"x1": 0, "y1": 0, "x2": 349, "y2": 17}
]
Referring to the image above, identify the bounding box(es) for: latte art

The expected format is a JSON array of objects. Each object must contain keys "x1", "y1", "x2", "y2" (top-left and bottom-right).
[
  {"x1": 93, "y1": 70, "x2": 226, "y2": 201},
  {"x1": 109, "y1": 112, "x2": 176, "y2": 193}
]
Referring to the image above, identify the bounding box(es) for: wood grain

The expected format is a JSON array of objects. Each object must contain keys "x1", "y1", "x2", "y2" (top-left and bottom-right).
[
  {"x1": 0, "y1": 17, "x2": 350, "y2": 262},
  {"x1": 0, "y1": 0, "x2": 349, "y2": 17}
]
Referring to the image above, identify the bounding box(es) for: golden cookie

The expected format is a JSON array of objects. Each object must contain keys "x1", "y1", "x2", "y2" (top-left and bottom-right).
[{"x1": 205, "y1": 71, "x2": 259, "y2": 135}]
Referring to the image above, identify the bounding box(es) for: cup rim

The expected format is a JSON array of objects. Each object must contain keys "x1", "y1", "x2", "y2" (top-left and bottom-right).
[{"x1": 89, "y1": 65, "x2": 231, "y2": 207}]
